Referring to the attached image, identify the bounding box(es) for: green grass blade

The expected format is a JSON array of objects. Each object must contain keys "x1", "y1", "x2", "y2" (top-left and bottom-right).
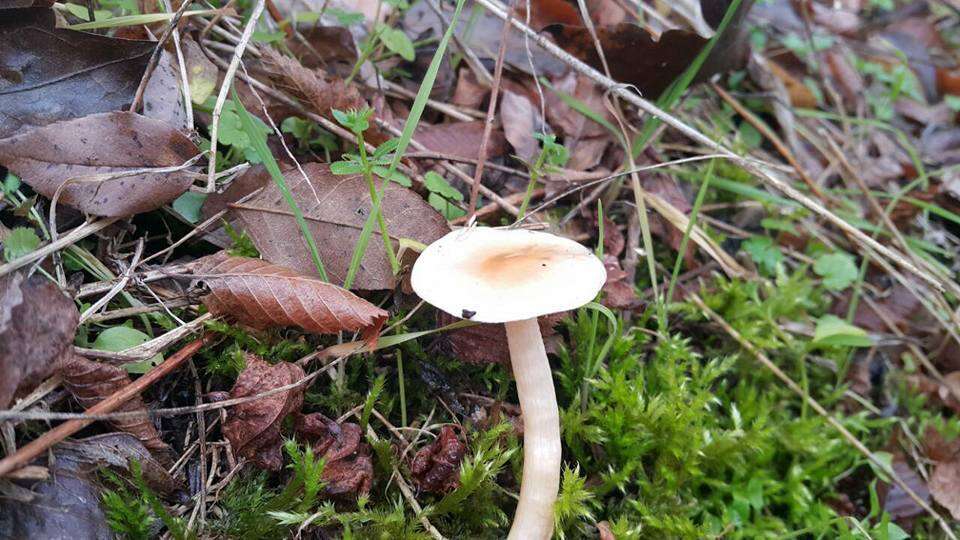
[
  {"x1": 233, "y1": 87, "x2": 329, "y2": 281},
  {"x1": 343, "y1": 0, "x2": 468, "y2": 289}
]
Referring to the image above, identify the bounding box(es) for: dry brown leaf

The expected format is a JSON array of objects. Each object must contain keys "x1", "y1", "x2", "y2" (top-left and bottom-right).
[
  {"x1": 222, "y1": 354, "x2": 305, "y2": 470},
  {"x1": 0, "y1": 272, "x2": 78, "y2": 408},
  {"x1": 501, "y1": 90, "x2": 541, "y2": 163},
  {"x1": 142, "y1": 50, "x2": 189, "y2": 133},
  {"x1": 414, "y1": 120, "x2": 507, "y2": 161},
  {"x1": 189, "y1": 252, "x2": 388, "y2": 344},
  {"x1": 931, "y1": 460, "x2": 960, "y2": 520},
  {"x1": 0, "y1": 111, "x2": 198, "y2": 217},
  {"x1": 258, "y1": 48, "x2": 387, "y2": 144},
  {"x1": 602, "y1": 254, "x2": 638, "y2": 310},
  {"x1": 58, "y1": 352, "x2": 173, "y2": 465},
  {"x1": 57, "y1": 433, "x2": 183, "y2": 497},
  {"x1": 232, "y1": 162, "x2": 449, "y2": 290},
  {"x1": 409, "y1": 425, "x2": 466, "y2": 493},
  {"x1": 881, "y1": 454, "x2": 930, "y2": 521},
  {"x1": 436, "y1": 312, "x2": 565, "y2": 365},
  {"x1": 296, "y1": 413, "x2": 374, "y2": 497}
]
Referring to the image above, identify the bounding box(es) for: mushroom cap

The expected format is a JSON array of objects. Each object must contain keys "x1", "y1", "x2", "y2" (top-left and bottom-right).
[{"x1": 411, "y1": 227, "x2": 607, "y2": 323}]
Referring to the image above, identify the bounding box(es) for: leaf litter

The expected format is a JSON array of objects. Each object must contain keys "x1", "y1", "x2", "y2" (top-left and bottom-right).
[{"x1": 3, "y1": 0, "x2": 960, "y2": 537}]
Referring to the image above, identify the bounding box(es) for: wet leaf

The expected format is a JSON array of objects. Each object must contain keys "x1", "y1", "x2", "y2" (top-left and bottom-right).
[
  {"x1": 544, "y1": 0, "x2": 756, "y2": 98},
  {"x1": 0, "y1": 272, "x2": 78, "y2": 408},
  {"x1": 188, "y1": 251, "x2": 388, "y2": 343},
  {"x1": 0, "y1": 460, "x2": 112, "y2": 540},
  {"x1": 58, "y1": 352, "x2": 174, "y2": 465},
  {"x1": 409, "y1": 425, "x2": 466, "y2": 493},
  {"x1": 222, "y1": 354, "x2": 305, "y2": 471},
  {"x1": 232, "y1": 162, "x2": 449, "y2": 290},
  {"x1": 295, "y1": 413, "x2": 374, "y2": 497},
  {"x1": 0, "y1": 8, "x2": 153, "y2": 139},
  {"x1": 0, "y1": 112, "x2": 198, "y2": 217}
]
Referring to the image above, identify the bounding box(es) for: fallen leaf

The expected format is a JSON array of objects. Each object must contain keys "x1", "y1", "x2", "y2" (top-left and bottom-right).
[
  {"x1": 452, "y1": 67, "x2": 487, "y2": 109},
  {"x1": 0, "y1": 272, "x2": 78, "y2": 408},
  {"x1": 501, "y1": 90, "x2": 542, "y2": 163},
  {"x1": 182, "y1": 37, "x2": 218, "y2": 105},
  {"x1": 142, "y1": 50, "x2": 190, "y2": 133},
  {"x1": 232, "y1": 162, "x2": 449, "y2": 290},
  {"x1": 602, "y1": 215, "x2": 625, "y2": 257},
  {"x1": 436, "y1": 312, "x2": 565, "y2": 365},
  {"x1": 188, "y1": 251, "x2": 388, "y2": 344},
  {"x1": 0, "y1": 8, "x2": 153, "y2": 139},
  {"x1": 58, "y1": 352, "x2": 174, "y2": 465},
  {"x1": 881, "y1": 454, "x2": 930, "y2": 521},
  {"x1": 414, "y1": 120, "x2": 507, "y2": 161},
  {"x1": 766, "y1": 59, "x2": 818, "y2": 108},
  {"x1": 930, "y1": 460, "x2": 960, "y2": 520},
  {"x1": 544, "y1": 0, "x2": 756, "y2": 98},
  {"x1": 0, "y1": 460, "x2": 113, "y2": 540},
  {"x1": 56, "y1": 433, "x2": 183, "y2": 498},
  {"x1": 258, "y1": 48, "x2": 387, "y2": 144},
  {"x1": 295, "y1": 412, "x2": 374, "y2": 497},
  {"x1": 409, "y1": 425, "x2": 466, "y2": 493},
  {"x1": 597, "y1": 521, "x2": 615, "y2": 540},
  {"x1": 0, "y1": 111, "x2": 198, "y2": 217},
  {"x1": 222, "y1": 354, "x2": 305, "y2": 470},
  {"x1": 602, "y1": 254, "x2": 637, "y2": 309},
  {"x1": 288, "y1": 25, "x2": 358, "y2": 74}
]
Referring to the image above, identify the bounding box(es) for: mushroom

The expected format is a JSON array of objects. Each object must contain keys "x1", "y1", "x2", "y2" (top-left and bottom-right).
[{"x1": 411, "y1": 227, "x2": 606, "y2": 539}]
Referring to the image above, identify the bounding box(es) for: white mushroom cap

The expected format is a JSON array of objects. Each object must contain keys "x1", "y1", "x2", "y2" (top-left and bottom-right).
[{"x1": 411, "y1": 227, "x2": 607, "y2": 323}]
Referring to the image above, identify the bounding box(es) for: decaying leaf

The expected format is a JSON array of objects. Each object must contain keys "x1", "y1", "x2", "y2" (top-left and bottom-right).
[
  {"x1": 57, "y1": 433, "x2": 183, "y2": 498},
  {"x1": 142, "y1": 51, "x2": 190, "y2": 133},
  {"x1": 409, "y1": 425, "x2": 466, "y2": 493},
  {"x1": 0, "y1": 8, "x2": 153, "y2": 139},
  {"x1": 544, "y1": 0, "x2": 756, "y2": 98},
  {"x1": 232, "y1": 162, "x2": 449, "y2": 289},
  {"x1": 436, "y1": 312, "x2": 565, "y2": 365},
  {"x1": 222, "y1": 354, "x2": 305, "y2": 470},
  {"x1": 295, "y1": 412, "x2": 374, "y2": 498},
  {"x1": 602, "y1": 254, "x2": 638, "y2": 310},
  {"x1": 58, "y1": 352, "x2": 174, "y2": 465},
  {"x1": 258, "y1": 48, "x2": 387, "y2": 144},
  {"x1": 0, "y1": 112, "x2": 198, "y2": 217},
  {"x1": 0, "y1": 460, "x2": 113, "y2": 540},
  {"x1": 189, "y1": 251, "x2": 388, "y2": 344},
  {"x1": 880, "y1": 454, "x2": 930, "y2": 521},
  {"x1": 0, "y1": 272, "x2": 78, "y2": 408}
]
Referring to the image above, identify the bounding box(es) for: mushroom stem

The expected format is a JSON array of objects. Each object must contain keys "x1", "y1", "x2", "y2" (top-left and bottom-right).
[{"x1": 505, "y1": 317, "x2": 561, "y2": 540}]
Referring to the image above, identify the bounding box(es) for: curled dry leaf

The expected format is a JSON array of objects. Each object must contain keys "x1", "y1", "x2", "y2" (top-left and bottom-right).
[
  {"x1": 222, "y1": 354, "x2": 305, "y2": 470},
  {"x1": 0, "y1": 460, "x2": 113, "y2": 540},
  {"x1": 58, "y1": 352, "x2": 174, "y2": 465},
  {"x1": 409, "y1": 425, "x2": 466, "y2": 493},
  {"x1": 0, "y1": 272, "x2": 78, "y2": 409},
  {"x1": 0, "y1": 8, "x2": 152, "y2": 139},
  {"x1": 295, "y1": 413, "x2": 374, "y2": 497},
  {"x1": 233, "y1": 163, "x2": 449, "y2": 290},
  {"x1": 189, "y1": 251, "x2": 388, "y2": 344},
  {"x1": 543, "y1": 0, "x2": 756, "y2": 98},
  {"x1": 0, "y1": 112, "x2": 198, "y2": 217},
  {"x1": 436, "y1": 312, "x2": 564, "y2": 365},
  {"x1": 258, "y1": 48, "x2": 387, "y2": 144}
]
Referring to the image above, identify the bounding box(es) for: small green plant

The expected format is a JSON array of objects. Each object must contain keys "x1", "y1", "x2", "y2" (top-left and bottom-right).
[
  {"x1": 423, "y1": 171, "x2": 466, "y2": 220},
  {"x1": 2, "y1": 226, "x2": 40, "y2": 262},
  {"x1": 517, "y1": 133, "x2": 569, "y2": 218},
  {"x1": 101, "y1": 461, "x2": 194, "y2": 540},
  {"x1": 332, "y1": 107, "x2": 404, "y2": 288}
]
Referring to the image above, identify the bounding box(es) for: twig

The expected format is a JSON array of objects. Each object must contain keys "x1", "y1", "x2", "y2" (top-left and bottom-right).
[
  {"x1": 0, "y1": 337, "x2": 209, "y2": 477},
  {"x1": 78, "y1": 239, "x2": 145, "y2": 323},
  {"x1": 129, "y1": 0, "x2": 195, "y2": 113},
  {"x1": 689, "y1": 294, "x2": 959, "y2": 540},
  {"x1": 205, "y1": 0, "x2": 266, "y2": 193},
  {"x1": 0, "y1": 218, "x2": 116, "y2": 277},
  {"x1": 467, "y1": 6, "x2": 510, "y2": 217}
]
